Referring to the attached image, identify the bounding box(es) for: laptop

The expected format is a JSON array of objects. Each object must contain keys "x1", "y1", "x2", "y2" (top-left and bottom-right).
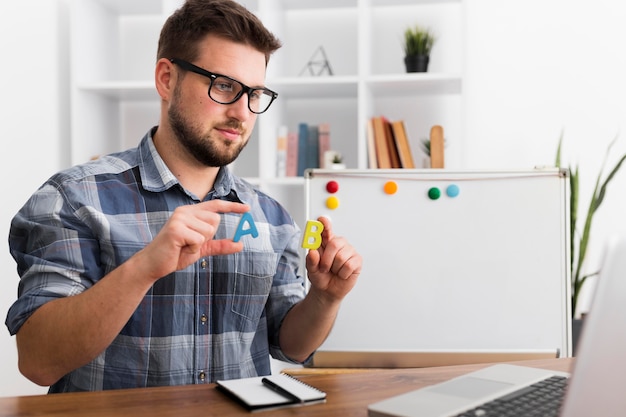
[{"x1": 368, "y1": 234, "x2": 626, "y2": 417}]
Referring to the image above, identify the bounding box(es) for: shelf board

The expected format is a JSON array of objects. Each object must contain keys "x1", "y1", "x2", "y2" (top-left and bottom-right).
[
  {"x1": 278, "y1": 0, "x2": 459, "y2": 8},
  {"x1": 94, "y1": 0, "x2": 262, "y2": 15},
  {"x1": 76, "y1": 73, "x2": 460, "y2": 101},
  {"x1": 270, "y1": 76, "x2": 359, "y2": 99},
  {"x1": 278, "y1": 0, "x2": 357, "y2": 10},
  {"x1": 95, "y1": 0, "x2": 163, "y2": 15},
  {"x1": 76, "y1": 81, "x2": 159, "y2": 100},
  {"x1": 371, "y1": 0, "x2": 461, "y2": 6},
  {"x1": 366, "y1": 73, "x2": 462, "y2": 96}
]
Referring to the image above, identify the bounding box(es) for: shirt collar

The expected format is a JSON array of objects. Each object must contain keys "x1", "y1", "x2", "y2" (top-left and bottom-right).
[{"x1": 137, "y1": 127, "x2": 249, "y2": 204}]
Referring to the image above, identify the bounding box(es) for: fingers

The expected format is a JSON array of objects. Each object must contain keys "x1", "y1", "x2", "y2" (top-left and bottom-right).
[
  {"x1": 312, "y1": 216, "x2": 355, "y2": 277},
  {"x1": 316, "y1": 237, "x2": 362, "y2": 279},
  {"x1": 166, "y1": 200, "x2": 250, "y2": 256},
  {"x1": 183, "y1": 200, "x2": 250, "y2": 236},
  {"x1": 200, "y1": 200, "x2": 250, "y2": 214},
  {"x1": 142, "y1": 201, "x2": 252, "y2": 281},
  {"x1": 203, "y1": 238, "x2": 244, "y2": 257},
  {"x1": 317, "y1": 216, "x2": 333, "y2": 244}
]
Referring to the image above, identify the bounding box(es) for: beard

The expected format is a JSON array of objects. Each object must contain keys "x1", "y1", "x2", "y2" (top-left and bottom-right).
[{"x1": 168, "y1": 84, "x2": 249, "y2": 167}]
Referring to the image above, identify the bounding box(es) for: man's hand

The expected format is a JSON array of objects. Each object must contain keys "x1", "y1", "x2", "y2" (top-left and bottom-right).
[
  {"x1": 305, "y1": 216, "x2": 362, "y2": 302},
  {"x1": 279, "y1": 216, "x2": 362, "y2": 362},
  {"x1": 138, "y1": 200, "x2": 250, "y2": 283}
]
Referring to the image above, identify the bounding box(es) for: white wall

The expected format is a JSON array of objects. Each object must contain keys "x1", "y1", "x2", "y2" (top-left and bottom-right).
[
  {"x1": 2, "y1": 0, "x2": 626, "y2": 397},
  {"x1": 464, "y1": 0, "x2": 626, "y2": 315},
  {"x1": 0, "y1": 0, "x2": 70, "y2": 396}
]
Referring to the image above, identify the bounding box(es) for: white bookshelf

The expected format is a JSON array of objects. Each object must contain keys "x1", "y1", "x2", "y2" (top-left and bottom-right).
[{"x1": 69, "y1": 0, "x2": 464, "y2": 218}]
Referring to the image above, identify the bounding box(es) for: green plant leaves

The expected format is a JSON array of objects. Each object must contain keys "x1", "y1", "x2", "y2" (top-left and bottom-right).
[
  {"x1": 403, "y1": 26, "x2": 436, "y2": 56},
  {"x1": 556, "y1": 133, "x2": 626, "y2": 318}
]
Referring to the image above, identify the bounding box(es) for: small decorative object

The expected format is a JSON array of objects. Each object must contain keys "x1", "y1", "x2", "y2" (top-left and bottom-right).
[
  {"x1": 330, "y1": 153, "x2": 346, "y2": 169},
  {"x1": 402, "y1": 25, "x2": 436, "y2": 73},
  {"x1": 323, "y1": 150, "x2": 345, "y2": 169},
  {"x1": 555, "y1": 133, "x2": 626, "y2": 320},
  {"x1": 330, "y1": 153, "x2": 346, "y2": 170},
  {"x1": 299, "y1": 46, "x2": 334, "y2": 76}
]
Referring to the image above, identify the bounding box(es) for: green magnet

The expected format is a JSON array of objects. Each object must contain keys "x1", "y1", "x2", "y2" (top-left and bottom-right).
[{"x1": 428, "y1": 187, "x2": 441, "y2": 200}]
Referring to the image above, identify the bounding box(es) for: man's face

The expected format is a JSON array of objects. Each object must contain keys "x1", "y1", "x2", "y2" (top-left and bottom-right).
[{"x1": 168, "y1": 36, "x2": 267, "y2": 167}]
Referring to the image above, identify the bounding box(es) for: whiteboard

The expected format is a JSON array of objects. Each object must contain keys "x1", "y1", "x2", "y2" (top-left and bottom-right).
[{"x1": 305, "y1": 169, "x2": 572, "y2": 359}]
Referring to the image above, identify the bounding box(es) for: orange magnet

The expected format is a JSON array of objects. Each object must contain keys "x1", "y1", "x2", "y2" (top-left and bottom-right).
[{"x1": 383, "y1": 181, "x2": 398, "y2": 195}]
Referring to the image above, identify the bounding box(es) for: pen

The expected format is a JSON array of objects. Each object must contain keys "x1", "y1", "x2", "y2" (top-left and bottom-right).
[{"x1": 261, "y1": 377, "x2": 303, "y2": 403}]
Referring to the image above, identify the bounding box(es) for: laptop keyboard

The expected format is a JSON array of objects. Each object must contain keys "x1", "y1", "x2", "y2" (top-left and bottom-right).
[{"x1": 453, "y1": 375, "x2": 568, "y2": 417}]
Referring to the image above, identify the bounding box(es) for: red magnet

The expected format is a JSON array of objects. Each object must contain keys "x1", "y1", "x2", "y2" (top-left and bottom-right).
[{"x1": 326, "y1": 180, "x2": 339, "y2": 193}]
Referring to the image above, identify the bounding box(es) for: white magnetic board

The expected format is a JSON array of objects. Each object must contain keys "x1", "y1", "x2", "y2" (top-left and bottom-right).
[{"x1": 305, "y1": 169, "x2": 572, "y2": 359}]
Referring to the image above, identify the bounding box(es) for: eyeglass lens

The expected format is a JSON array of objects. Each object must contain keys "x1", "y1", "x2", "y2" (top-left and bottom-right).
[{"x1": 210, "y1": 75, "x2": 274, "y2": 114}]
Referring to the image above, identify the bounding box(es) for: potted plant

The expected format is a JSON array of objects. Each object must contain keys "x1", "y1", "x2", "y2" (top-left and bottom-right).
[
  {"x1": 419, "y1": 138, "x2": 431, "y2": 157},
  {"x1": 402, "y1": 25, "x2": 436, "y2": 73},
  {"x1": 555, "y1": 134, "x2": 626, "y2": 326},
  {"x1": 330, "y1": 153, "x2": 346, "y2": 170}
]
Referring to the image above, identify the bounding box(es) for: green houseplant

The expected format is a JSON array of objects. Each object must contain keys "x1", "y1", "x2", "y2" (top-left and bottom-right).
[
  {"x1": 419, "y1": 138, "x2": 431, "y2": 156},
  {"x1": 403, "y1": 25, "x2": 436, "y2": 73},
  {"x1": 555, "y1": 133, "x2": 626, "y2": 319}
]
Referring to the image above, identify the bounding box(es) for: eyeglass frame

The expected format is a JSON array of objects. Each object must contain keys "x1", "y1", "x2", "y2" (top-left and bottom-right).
[{"x1": 169, "y1": 58, "x2": 278, "y2": 114}]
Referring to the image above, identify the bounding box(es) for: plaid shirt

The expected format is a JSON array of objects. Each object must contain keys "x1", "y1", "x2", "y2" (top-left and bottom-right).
[{"x1": 6, "y1": 128, "x2": 306, "y2": 392}]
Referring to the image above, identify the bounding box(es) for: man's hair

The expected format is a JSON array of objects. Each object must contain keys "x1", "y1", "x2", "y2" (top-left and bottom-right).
[{"x1": 157, "y1": 0, "x2": 282, "y2": 65}]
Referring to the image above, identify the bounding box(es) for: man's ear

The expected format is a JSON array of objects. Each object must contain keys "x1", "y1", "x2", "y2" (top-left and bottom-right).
[{"x1": 155, "y1": 58, "x2": 175, "y2": 101}]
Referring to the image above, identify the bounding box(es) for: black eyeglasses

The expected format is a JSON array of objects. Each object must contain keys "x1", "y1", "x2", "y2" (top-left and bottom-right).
[{"x1": 169, "y1": 58, "x2": 278, "y2": 114}]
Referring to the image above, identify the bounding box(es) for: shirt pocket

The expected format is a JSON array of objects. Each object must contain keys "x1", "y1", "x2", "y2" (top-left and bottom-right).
[{"x1": 231, "y1": 251, "x2": 278, "y2": 321}]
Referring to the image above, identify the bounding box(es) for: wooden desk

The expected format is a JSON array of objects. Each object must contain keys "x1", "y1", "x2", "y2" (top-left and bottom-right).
[{"x1": 0, "y1": 358, "x2": 573, "y2": 417}]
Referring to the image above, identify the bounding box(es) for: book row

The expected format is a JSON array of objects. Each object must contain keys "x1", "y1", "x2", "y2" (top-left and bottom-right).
[
  {"x1": 276, "y1": 122, "x2": 332, "y2": 177},
  {"x1": 367, "y1": 117, "x2": 416, "y2": 169},
  {"x1": 276, "y1": 119, "x2": 443, "y2": 176}
]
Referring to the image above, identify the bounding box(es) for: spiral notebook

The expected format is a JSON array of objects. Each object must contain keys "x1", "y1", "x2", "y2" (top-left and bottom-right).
[{"x1": 216, "y1": 373, "x2": 326, "y2": 412}]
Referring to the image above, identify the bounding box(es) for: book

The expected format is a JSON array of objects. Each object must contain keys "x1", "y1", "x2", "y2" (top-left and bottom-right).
[
  {"x1": 216, "y1": 373, "x2": 326, "y2": 412},
  {"x1": 306, "y1": 124, "x2": 320, "y2": 172},
  {"x1": 384, "y1": 117, "x2": 402, "y2": 168},
  {"x1": 286, "y1": 131, "x2": 298, "y2": 177},
  {"x1": 276, "y1": 125, "x2": 288, "y2": 177},
  {"x1": 295, "y1": 122, "x2": 325, "y2": 175},
  {"x1": 371, "y1": 116, "x2": 392, "y2": 169},
  {"x1": 317, "y1": 123, "x2": 331, "y2": 168},
  {"x1": 390, "y1": 120, "x2": 416, "y2": 168},
  {"x1": 297, "y1": 122, "x2": 309, "y2": 176},
  {"x1": 366, "y1": 118, "x2": 378, "y2": 168}
]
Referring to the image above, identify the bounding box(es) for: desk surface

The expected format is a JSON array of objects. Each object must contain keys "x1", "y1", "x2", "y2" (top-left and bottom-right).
[{"x1": 0, "y1": 358, "x2": 573, "y2": 417}]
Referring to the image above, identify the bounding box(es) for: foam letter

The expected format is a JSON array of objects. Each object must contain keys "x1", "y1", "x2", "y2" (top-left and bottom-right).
[
  {"x1": 233, "y1": 212, "x2": 258, "y2": 242},
  {"x1": 301, "y1": 219, "x2": 324, "y2": 249}
]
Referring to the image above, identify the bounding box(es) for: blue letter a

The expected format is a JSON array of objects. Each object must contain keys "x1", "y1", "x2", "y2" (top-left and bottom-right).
[{"x1": 233, "y1": 212, "x2": 258, "y2": 242}]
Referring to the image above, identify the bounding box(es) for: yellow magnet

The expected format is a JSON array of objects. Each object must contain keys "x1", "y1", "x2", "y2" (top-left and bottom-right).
[{"x1": 326, "y1": 196, "x2": 339, "y2": 210}]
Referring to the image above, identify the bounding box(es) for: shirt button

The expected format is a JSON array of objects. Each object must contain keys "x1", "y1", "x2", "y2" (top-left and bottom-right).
[
  {"x1": 200, "y1": 259, "x2": 208, "y2": 269},
  {"x1": 199, "y1": 371, "x2": 206, "y2": 381},
  {"x1": 200, "y1": 314, "x2": 207, "y2": 325}
]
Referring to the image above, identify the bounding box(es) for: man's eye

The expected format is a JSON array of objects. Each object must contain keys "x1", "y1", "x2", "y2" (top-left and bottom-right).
[
  {"x1": 249, "y1": 90, "x2": 262, "y2": 101},
  {"x1": 215, "y1": 80, "x2": 234, "y2": 92}
]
